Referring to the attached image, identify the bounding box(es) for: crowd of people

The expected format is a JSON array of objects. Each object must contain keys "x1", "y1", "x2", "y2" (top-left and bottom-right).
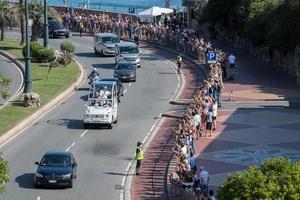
[
  {"x1": 171, "y1": 48, "x2": 227, "y2": 200},
  {"x1": 59, "y1": 9, "x2": 232, "y2": 200}
]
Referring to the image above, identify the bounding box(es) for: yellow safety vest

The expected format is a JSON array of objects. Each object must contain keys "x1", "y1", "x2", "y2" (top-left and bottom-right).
[{"x1": 135, "y1": 147, "x2": 144, "y2": 160}]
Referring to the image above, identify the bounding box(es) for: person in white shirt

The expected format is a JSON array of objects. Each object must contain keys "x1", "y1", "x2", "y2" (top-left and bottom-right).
[
  {"x1": 193, "y1": 111, "x2": 201, "y2": 139},
  {"x1": 212, "y1": 99, "x2": 218, "y2": 131},
  {"x1": 98, "y1": 86, "x2": 112, "y2": 106},
  {"x1": 228, "y1": 54, "x2": 236, "y2": 68}
]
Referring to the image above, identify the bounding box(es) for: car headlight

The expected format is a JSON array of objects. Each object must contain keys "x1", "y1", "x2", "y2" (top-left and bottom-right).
[
  {"x1": 136, "y1": 57, "x2": 140, "y2": 62},
  {"x1": 84, "y1": 114, "x2": 90, "y2": 118},
  {"x1": 35, "y1": 172, "x2": 43, "y2": 177},
  {"x1": 62, "y1": 173, "x2": 72, "y2": 179}
]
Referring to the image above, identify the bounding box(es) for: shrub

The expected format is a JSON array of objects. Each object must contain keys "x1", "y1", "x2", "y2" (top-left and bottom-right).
[
  {"x1": 60, "y1": 41, "x2": 75, "y2": 53},
  {"x1": 37, "y1": 48, "x2": 55, "y2": 62},
  {"x1": 22, "y1": 41, "x2": 43, "y2": 60},
  {"x1": 217, "y1": 157, "x2": 300, "y2": 200},
  {"x1": 22, "y1": 42, "x2": 55, "y2": 62}
]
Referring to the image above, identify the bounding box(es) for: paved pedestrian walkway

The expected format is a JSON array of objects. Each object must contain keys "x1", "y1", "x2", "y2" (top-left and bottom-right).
[
  {"x1": 131, "y1": 38, "x2": 300, "y2": 199},
  {"x1": 131, "y1": 42, "x2": 207, "y2": 200},
  {"x1": 195, "y1": 39, "x2": 300, "y2": 193}
]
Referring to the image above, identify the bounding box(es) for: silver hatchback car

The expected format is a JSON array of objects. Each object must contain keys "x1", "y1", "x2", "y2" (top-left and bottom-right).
[
  {"x1": 94, "y1": 33, "x2": 120, "y2": 56},
  {"x1": 115, "y1": 42, "x2": 142, "y2": 68}
]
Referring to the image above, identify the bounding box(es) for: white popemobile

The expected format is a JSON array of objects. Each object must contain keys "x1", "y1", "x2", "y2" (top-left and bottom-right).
[{"x1": 83, "y1": 79, "x2": 118, "y2": 129}]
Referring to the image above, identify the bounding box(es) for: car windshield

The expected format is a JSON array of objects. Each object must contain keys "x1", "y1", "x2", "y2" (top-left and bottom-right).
[
  {"x1": 50, "y1": 22, "x2": 64, "y2": 29},
  {"x1": 40, "y1": 155, "x2": 71, "y2": 166},
  {"x1": 120, "y1": 46, "x2": 139, "y2": 54},
  {"x1": 103, "y1": 37, "x2": 120, "y2": 44},
  {"x1": 116, "y1": 63, "x2": 134, "y2": 70}
]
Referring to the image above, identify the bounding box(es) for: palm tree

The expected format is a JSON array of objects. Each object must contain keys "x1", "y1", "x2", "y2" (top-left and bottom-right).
[
  {"x1": 0, "y1": 74, "x2": 10, "y2": 100},
  {"x1": 19, "y1": 0, "x2": 25, "y2": 45},
  {"x1": 0, "y1": 0, "x2": 11, "y2": 41},
  {"x1": 29, "y1": 0, "x2": 43, "y2": 41}
]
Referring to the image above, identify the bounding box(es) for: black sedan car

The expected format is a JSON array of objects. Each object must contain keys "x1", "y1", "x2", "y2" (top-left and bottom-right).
[
  {"x1": 48, "y1": 20, "x2": 69, "y2": 38},
  {"x1": 113, "y1": 61, "x2": 136, "y2": 82},
  {"x1": 34, "y1": 151, "x2": 77, "y2": 188},
  {"x1": 100, "y1": 77, "x2": 124, "y2": 102}
]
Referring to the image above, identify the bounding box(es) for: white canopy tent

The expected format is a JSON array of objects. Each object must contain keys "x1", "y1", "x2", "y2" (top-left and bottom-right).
[{"x1": 137, "y1": 6, "x2": 173, "y2": 18}]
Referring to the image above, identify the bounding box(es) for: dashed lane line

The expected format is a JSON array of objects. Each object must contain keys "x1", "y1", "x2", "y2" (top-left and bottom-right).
[
  {"x1": 128, "y1": 83, "x2": 132, "y2": 87},
  {"x1": 123, "y1": 89, "x2": 128, "y2": 94},
  {"x1": 66, "y1": 142, "x2": 76, "y2": 151},
  {"x1": 80, "y1": 130, "x2": 88, "y2": 137},
  {"x1": 37, "y1": 196, "x2": 40, "y2": 200}
]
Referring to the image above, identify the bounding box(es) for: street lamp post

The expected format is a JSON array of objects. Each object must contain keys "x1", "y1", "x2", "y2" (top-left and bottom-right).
[
  {"x1": 24, "y1": 0, "x2": 32, "y2": 93},
  {"x1": 43, "y1": 0, "x2": 48, "y2": 48}
]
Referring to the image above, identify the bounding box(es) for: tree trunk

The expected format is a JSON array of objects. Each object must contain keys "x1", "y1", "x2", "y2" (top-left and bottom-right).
[
  {"x1": 0, "y1": 27, "x2": 4, "y2": 41},
  {"x1": 20, "y1": 0, "x2": 25, "y2": 45},
  {"x1": 31, "y1": 21, "x2": 41, "y2": 41}
]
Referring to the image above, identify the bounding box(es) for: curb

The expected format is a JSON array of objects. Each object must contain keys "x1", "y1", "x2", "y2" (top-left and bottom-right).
[
  {"x1": 0, "y1": 50, "x2": 25, "y2": 108},
  {"x1": 0, "y1": 57, "x2": 86, "y2": 148},
  {"x1": 0, "y1": 50, "x2": 25, "y2": 74}
]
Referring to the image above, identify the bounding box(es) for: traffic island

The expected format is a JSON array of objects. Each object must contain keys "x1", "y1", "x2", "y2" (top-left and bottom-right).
[{"x1": 0, "y1": 38, "x2": 83, "y2": 139}]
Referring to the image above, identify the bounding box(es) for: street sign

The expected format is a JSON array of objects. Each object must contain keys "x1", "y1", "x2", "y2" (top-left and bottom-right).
[
  {"x1": 128, "y1": 7, "x2": 135, "y2": 13},
  {"x1": 207, "y1": 51, "x2": 217, "y2": 64}
]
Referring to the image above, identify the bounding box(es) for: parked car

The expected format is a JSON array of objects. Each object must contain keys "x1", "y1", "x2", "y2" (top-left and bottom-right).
[
  {"x1": 34, "y1": 151, "x2": 77, "y2": 188},
  {"x1": 94, "y1": 33, "x2": 120, "y2": 56},
  {"x1": 115, "y1": 42, "x2": 142, "y2": 68},
  {"x1": 48, "y1": 20, "x2": 70, "y2": 38},
  {"x1": 113, "y1": 61, "x2": 136, "y2": 82},
  {"x1": 100, "y1": 77, "x2": 124, "y2": 102}
]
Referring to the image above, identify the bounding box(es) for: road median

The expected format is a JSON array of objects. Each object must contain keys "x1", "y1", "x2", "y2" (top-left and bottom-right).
[{"x1": 0, "y1": 38, "x2": 85, "y2": 147}]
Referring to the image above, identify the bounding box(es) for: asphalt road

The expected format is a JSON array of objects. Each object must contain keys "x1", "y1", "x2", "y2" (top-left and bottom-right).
[
  {"x1": 1, "y1": 34, "x2": 178, "y2": 200},
  {"x1": 0, "y1": 55, "x2": 23, "y2": 106}
]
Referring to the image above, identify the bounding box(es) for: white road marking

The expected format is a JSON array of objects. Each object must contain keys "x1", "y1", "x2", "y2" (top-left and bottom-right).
[
  {"x1": 125, "y1": 161, "x2": 132, "y2": 172},
  {"x1": 37, "y1": 196, "x2": 40, "y2": 200},
  {"x1": 128, "y1": 83, "x2": 132, "y2": 87},
  {"x1": 123, "y1": 89, "x2": 128, "y2": 94},
  {"x1": 66, "y1": 142, "x2": 76, "y2": 151},
  {"x1": 141, "y1": 115, "x2": 161, "y2": 144},
  {"x1": 80, "y1": 129, "x2": 88, "y2": 137}
]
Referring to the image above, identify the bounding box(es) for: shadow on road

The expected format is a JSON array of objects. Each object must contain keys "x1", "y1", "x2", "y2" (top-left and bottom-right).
[
  {"x1": 46, "y1": 119, "x2": 84, "y2": 130},
  {"x1": 74, "y1": 52, "x2": 98, "y2": 58},
  {"x1": 103, "y1": 172, "x2": 126, "y2": 176},
  {"x1": 92, "y1": 63, "x2": 114, "y2": 70},
  {"x1": 15, "y1": 173, "x2": 35, "y2": 189}
]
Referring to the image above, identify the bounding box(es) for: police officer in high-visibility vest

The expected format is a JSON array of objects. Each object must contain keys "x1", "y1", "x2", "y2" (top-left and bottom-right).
[
  {"x1": 176, "y1": 54, "x2": 182, "y2": 74},
  {"x1": 79, "y1": 21, "x2": 84, "y2": 37},
  {"x1": 135, "y1": 141, "x2": 144, "y2": 175}
]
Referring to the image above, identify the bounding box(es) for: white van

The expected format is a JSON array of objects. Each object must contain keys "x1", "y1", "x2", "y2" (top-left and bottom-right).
[
  {"x1": 83, "y1": 79, "x2": 118, "y2": 129},
  {"x1": 94, "y1": 33, "x2": 120, "y2": 56}
]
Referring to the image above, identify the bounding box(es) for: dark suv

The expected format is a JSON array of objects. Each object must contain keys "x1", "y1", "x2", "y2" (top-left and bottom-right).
[
  {"x1": 48, "y1": 20, "x2": 69, "y2": 38},
  {"x1": 34, "y1": 151, "x2": 77, "y2": 188}
]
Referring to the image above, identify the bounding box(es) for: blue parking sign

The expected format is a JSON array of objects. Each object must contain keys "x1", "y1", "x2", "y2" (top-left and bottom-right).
[{"x1": 207, "y1": 51, "x2": 217, "y2": 64}]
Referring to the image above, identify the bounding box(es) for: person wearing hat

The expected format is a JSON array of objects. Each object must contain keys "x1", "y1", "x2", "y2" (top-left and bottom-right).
[{"x1": 135, "y1": 142, "x2": 144, "y2": 175}]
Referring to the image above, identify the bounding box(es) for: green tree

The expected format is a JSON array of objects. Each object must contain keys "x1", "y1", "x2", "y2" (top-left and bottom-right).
[
  {"x1": 0, "y1": 74, "x2": 10, "y2": 100},
  {"x1": 0, "y1": 0, "x2": 18, "y2": 41},
  {"x1": 0, "y1": 153, "x2": 9, "y2": 193},
  {"x1": 217, "y1": 157, "x2": 300, "y2": 200}
]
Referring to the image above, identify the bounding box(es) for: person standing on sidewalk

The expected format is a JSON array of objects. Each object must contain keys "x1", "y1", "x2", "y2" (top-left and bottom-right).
[
  {"x1": 135, "y1": 142, "x2": 144, "y2": 175},
  {"x1": 228, "y1": 53, "x2": 237, "y2": 80},
  {"x1": 177, "y1": 54, "x2": 182, "y2": 74}
]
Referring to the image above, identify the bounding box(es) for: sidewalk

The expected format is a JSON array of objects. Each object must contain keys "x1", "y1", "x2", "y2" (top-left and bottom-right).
[
  {"x1": 194, "y1": 39, "x2": 300, "y2": 193},
  {"x1": 131, "y1": 42, "x2": 207, "y2": 200}
]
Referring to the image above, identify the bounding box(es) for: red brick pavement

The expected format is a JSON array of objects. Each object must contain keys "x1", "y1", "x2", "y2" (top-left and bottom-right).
[{"x1": 131, "y1": 43, "x2": 207, "y2": 200}]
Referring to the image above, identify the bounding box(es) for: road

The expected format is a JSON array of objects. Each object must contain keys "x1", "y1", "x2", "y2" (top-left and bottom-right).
[
  {"x1": 0, "y1": 55, "x2": 23, "y2": 106},
  {"x1": 0, "y1": 34, "x2": 178, "y2": 200}
]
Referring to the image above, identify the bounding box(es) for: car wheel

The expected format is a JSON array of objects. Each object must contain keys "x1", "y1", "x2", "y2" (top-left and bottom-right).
[
  {"x1": 34, "y1": 183, "x2": 40, "y2": 188},
  {"x1": 66, "y1": 34, "x2": 69, "y2": 38},
  {"x1": 67, "y1": 179, "x2": 73, "y2": 188},
  {"x1": 94, "y1": 47, "x2": 98, "y2": 55},
  {"x1": 83, "y1": 123, "x2": 89, "y2": 129},
  {"x1": 100, "y1": 50, "x2": 104, "y2": 56}
]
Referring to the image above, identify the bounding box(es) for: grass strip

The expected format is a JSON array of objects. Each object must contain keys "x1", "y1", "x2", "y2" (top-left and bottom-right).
[{"x1": 0, "y1": 38, "x2": 79, "y2": 135}]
